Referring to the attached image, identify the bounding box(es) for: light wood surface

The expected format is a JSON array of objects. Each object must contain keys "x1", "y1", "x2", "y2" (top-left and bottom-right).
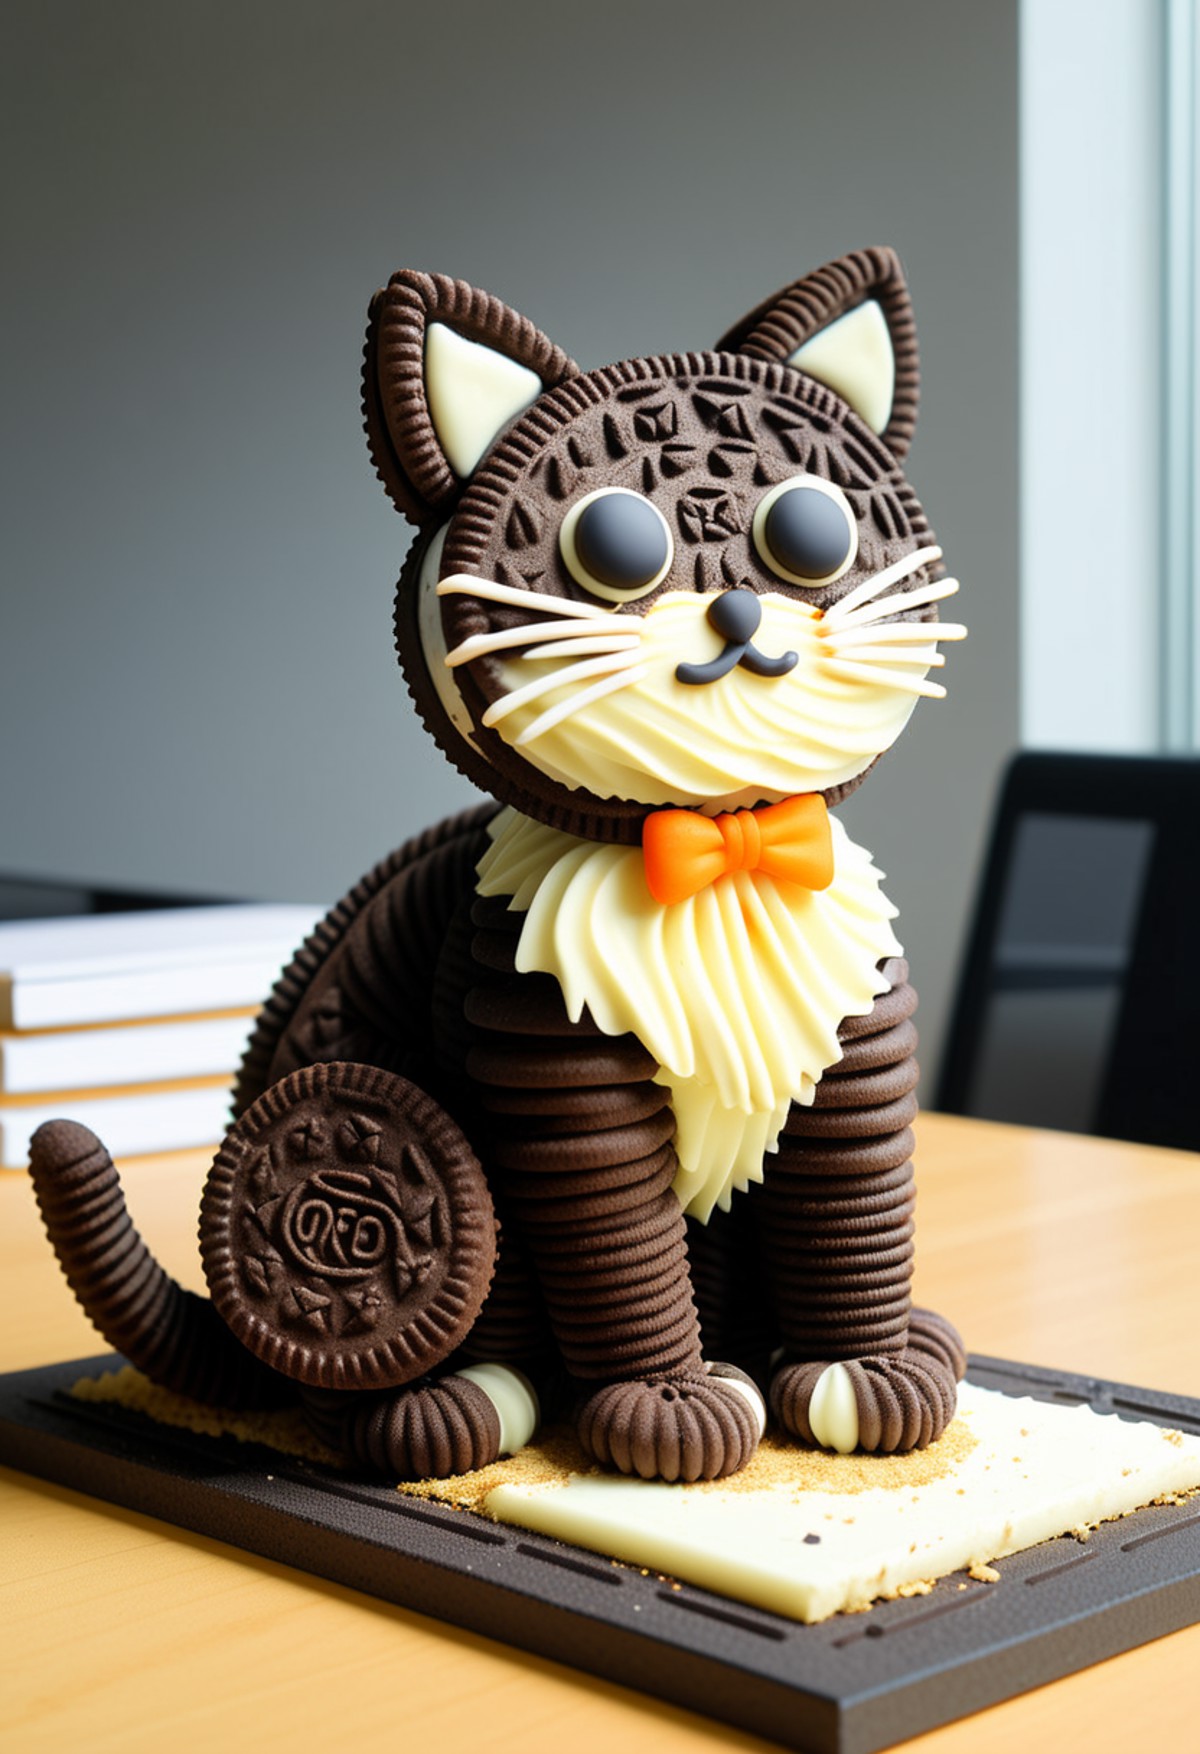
[{"x1": 2, "y1": 1112, "x2": 1199, "y2": 1751}]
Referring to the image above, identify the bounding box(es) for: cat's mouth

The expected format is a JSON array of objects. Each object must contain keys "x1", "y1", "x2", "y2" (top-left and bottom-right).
[{"x1": 675, "y1": 588, "x2": 799, "y2": 687}]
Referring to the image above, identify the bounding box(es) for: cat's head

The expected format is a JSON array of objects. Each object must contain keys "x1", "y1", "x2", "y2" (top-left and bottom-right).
[{"x1": 365, "y1": 249, "x2": 963, "y2": 844}]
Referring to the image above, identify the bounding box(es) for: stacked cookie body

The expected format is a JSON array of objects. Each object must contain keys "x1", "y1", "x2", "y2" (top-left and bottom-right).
[{"x1": 28, "y1": 252, "x2": 970, "y2": 1485}]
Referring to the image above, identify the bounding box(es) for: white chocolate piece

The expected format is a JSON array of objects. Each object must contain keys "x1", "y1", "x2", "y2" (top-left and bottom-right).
[
  {"x1": 788, "y1": 299, "x2": 895, "y2": 436},
  {"x1": 808, "y1": 1363, "x2": 860, "y2": 1453},
  {"x1": 482, "y1": 1383, "x2": 1200, "y2": 1623},
  {"x1": 425, "y1": 322, "x2": 542, "y2": 479},
  {"x1": 708, "y1": 1369, "x2": 767, "y2": 1440},
  {"x1": 455, "y1": 1362, "x2": 539, "y2": 1455}
]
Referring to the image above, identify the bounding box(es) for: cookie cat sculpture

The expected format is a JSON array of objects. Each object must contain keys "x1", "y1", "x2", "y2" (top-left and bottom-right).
[{"x1": 29, "y1": 249, "x2": 967, "y2": 1485}]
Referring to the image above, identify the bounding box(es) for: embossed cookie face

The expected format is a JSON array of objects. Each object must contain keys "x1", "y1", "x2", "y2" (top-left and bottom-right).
[
  {"x1": 200, "y1": 1062, "x2": 496, "y2": 1390},
  {"x1": 423, "y1": 358, "x2": 950, "y2": 834},
  {"x1": 369, "y1": 254, "x2": 966, "y2": 842}
]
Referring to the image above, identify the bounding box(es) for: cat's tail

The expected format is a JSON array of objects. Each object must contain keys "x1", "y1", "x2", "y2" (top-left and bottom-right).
[{"x1": 28, "y1": 1118, "x2": 290, "y2": 1407}]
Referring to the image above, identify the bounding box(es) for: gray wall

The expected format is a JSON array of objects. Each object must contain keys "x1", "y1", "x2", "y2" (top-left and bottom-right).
[{"x1": 1, "y1": 0, "x2": 1019, "y2": 1081}]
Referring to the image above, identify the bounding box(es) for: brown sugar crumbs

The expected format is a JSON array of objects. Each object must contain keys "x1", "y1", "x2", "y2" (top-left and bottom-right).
[
  {"x1": 399, "y1": 1415, "x2": 979, "y2": 1514},
  {"x1": 69, "y1": 1365, "x2": 980, "y2": 1517},
  {"x1": 398, "y1": 1426, "x2": 597, "y2": 1511},
  {"x1": 71, "y1": 1366, "x2": 344, "y2": 1464}
]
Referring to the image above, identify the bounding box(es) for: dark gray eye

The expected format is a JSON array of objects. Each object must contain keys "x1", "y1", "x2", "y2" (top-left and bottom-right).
[
  {"x1": 753, "y1": 476, "x2": 858, "y2": 587},
  {"x1": 561, "y1": 488, "x2": 673, "y2": 602}
]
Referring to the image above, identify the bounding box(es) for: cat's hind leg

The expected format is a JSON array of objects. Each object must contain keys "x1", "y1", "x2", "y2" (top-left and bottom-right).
[
  {"x1": 303, "y1": 1359, "x2": 540, "y2": 1478},
  {"x1": 758, "y1": 959, "x2": 965, "y2": 1453}
]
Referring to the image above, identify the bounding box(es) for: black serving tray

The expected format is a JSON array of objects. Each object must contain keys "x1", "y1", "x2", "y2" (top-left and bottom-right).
[{"x1": 2, "y1": 1353, "x2": 1198, "y2": 1754}]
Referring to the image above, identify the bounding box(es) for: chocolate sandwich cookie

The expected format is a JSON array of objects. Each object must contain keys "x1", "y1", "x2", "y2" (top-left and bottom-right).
[
  {"x1": 366, "y1": 269, "x2": 578, "y2": 522},
  {"x1": 455, "y1": 1237, "x2": 551, "y2": 1364},
  {"x1": 577, "y1": 1371, "x2": 761, "y2": 1483},
  {"x1": 476, "y1": 1079, "x2": 668, "y2": 1130},
  {"x1": 835, "y1": 957, "x2": 913, "y2": 1036},
  {"x1": 467, "y1": 1037, "x2": 659, "y2": 1089},
  {"x1": 758, "y1": 975, "x2": 964, "y2": 1451},
  {"x1": 200, "y1": 1062, "x2": 497, "y2": 1392},
  {"x1": 455, "y1": 902, "x2": 709, "y2": 1385},
  {"x1": 489, "y1": 1112, "x2": 677, "y2": 1178},
  {"x1": 232, "y1": 805, "x2": 495, "y2": 1119}
]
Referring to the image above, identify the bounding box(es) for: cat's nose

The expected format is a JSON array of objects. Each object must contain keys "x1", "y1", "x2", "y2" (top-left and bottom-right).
[{"x1": 706, "y1": 588, "x2": 761, "y2": 644}]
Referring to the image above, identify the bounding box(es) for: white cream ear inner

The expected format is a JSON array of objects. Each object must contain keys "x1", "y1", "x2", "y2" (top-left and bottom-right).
[
  {"x1": 425, "y1": 322, "x2": 543, "y2": 479},
  {"x1": 789, "y1": 300, "x2": 895, "y2": 436},
  {"x1": 454, "y1": 1363, "x2": 540, "y2": 1455},
  {"x1": 477, "y1": 808, "x2": 902, "y2": 1222}
]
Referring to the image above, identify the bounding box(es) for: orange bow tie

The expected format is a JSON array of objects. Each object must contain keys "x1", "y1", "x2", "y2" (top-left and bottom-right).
[{"x1": 642, "y1": 794, "x2": 834, "y2": 905}]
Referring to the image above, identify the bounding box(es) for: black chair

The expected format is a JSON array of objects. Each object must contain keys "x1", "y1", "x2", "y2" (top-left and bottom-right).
[{"x1": 936, "y1": 751, "x2": 1200, "y2": 1151}]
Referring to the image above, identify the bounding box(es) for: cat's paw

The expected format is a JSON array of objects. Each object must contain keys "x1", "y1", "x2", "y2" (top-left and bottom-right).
[
  {"x1": 320, "y1": 1362, "x2": 540, "y2": 1480},
  {"x1": 770, "y1": 1309, "x2": 964, "y2": 1454},
  {"x1": 577, "y1": 1363, "x2": 764, "y2": 1481}
]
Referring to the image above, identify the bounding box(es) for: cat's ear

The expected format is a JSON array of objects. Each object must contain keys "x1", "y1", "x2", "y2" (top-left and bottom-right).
[
  {"x1": 364, "y1": 272, "x2": 579, "y2": 524},
  {"x1": 716, "y1": 248, "x2": 919, "y2": 460}
]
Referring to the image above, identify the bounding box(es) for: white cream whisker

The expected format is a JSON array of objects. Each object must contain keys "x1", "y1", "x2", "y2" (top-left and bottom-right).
[
  {"x1": 514, "y1": 663, "x2": 653, "y2": 745},
  {"x1": 437, "y1": 573, "x2": 617, "y2": 621},
  {"x1": 823, "y1": 545, "x2": 943, "y2": 624},
  {"x1": 825, "y1": 575, "x2": 960, "y2": 634},
  {"x1": 481, "y1": 649, "x2": 646, "y2": 728},
  {"x1": 521, "y1": 632, "x2": 644, "y2": 662},
  {"x1": 823, "y1": 657, "x2": 947, "y2": 699},
  {"x1": 827, "y1": 645, "x2": 946, "y2": 668},
  {"x1": 446, "y1": 620, "x2": 636, "y2": 668},
  {"x1": 823, "y1": 620, "x2": 967, "y2": 650}
]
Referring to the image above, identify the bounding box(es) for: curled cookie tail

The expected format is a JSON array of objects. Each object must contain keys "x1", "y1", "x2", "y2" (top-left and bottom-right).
[{"x1": 28, "y1": 1118, "x2": 290, "y2": 1409}]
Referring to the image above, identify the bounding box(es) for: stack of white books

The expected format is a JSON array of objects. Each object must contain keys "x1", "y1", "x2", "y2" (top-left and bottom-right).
[{"x1": 0, "y1": 905, "x2": 322, "y2": 1170}]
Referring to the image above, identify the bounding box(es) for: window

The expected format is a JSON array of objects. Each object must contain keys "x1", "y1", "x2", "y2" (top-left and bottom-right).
[{"x1": 1021, "y1": 0, "x2": 1198, "y2": 751}]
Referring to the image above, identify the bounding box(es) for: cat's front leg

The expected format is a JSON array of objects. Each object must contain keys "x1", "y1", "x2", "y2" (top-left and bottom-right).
[
  {"x1": 758, "y1": 959, "x2": 966, "y2": 1453},
  {"x1": 465, "y1": 898, "x2": 764, "y2": 1481}
]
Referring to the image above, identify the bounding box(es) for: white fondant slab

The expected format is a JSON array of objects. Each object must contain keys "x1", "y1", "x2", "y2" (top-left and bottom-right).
[{"x1": 483, "y1": 1383, "x2": 1200, "y2": 1622}]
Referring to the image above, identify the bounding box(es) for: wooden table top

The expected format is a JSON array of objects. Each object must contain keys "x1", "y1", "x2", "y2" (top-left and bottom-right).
[{"x1": 3, "y1": 1111, "x2": 1198, "y2": 1751}]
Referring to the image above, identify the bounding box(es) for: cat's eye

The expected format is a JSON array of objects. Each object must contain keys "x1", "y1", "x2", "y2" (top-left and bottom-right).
[
  {"x1": 753, "y1": 475, "x2": 858, "y2": 588},
  {"x1": 560, "y1": 487, "x2": 673, "y2": 602}
]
